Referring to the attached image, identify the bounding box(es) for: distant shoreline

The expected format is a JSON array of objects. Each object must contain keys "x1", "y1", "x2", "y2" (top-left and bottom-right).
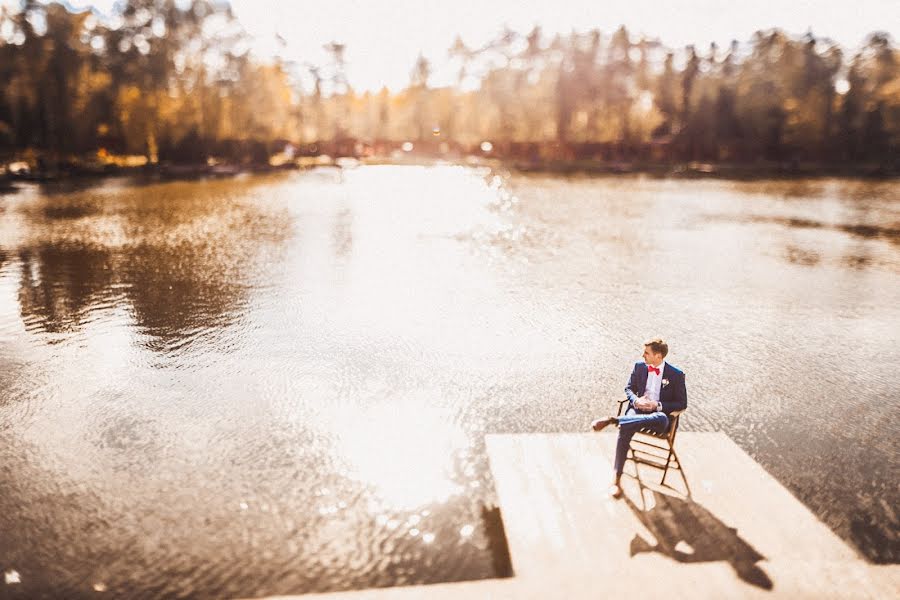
[
  {"x1": 1, "y1": 157, "x2": 897, "y2": 187},
  {"x1": 502, "y1": 160, "x2": 900, "y2": 180}
]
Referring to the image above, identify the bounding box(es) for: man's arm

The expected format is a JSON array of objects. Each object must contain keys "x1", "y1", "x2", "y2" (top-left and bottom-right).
[
  {"x1": 662, "y1": 371, "x2": 687, "y2": 413},
  {"x1": 624, "y1": 364, "x2": 641, "y2": 408}
]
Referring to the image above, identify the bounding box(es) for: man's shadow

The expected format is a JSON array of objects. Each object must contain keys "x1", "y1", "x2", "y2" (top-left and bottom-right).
[{"x1": 623, "y1": 474, "x2": 774, "y2": 590}]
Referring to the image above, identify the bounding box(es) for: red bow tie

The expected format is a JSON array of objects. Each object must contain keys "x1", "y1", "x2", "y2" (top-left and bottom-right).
[{"x1": 647, "y1": 365, "x2": 660, "y2": 375}]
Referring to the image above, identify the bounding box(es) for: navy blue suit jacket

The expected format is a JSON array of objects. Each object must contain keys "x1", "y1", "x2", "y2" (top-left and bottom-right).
[{"x1": 624, "y1": 361, "x2": 687, "y2": 415}]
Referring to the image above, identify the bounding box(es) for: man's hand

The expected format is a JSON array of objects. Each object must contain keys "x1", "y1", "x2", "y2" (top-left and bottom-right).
[{"x1": 634, "y1": 396, "x2": 656, "y2": 412}]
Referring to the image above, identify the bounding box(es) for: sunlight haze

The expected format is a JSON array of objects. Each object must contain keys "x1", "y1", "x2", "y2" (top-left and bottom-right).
[{"x1": 42, "y1": 0, "x2": 900, "y2": 91}]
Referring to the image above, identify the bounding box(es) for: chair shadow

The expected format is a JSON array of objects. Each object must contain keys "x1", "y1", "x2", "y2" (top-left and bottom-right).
[{"x1": 623, "y1": 482, "x2": 774, "y2": 590}]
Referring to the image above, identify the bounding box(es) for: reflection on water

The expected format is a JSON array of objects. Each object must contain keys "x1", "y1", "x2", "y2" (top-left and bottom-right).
[
  {"x1": 710, "y1": 214, "x2": 900, "y2": 244},
  {"x1": 330, "y1": 391, "x2": 469, "y2": 510},
  {"x1": 0, "y1": 168, "x2": 898, "y2": 598},
  {"x1": 7, "y1": 177, "x2": 292, "y2": 346}
]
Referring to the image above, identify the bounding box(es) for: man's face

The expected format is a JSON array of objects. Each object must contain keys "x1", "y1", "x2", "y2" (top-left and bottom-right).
[{"x1": 642, "y1": 346, "x2": 664, "y2": 367}]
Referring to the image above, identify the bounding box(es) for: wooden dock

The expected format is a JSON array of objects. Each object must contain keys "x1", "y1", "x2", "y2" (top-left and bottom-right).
[{"x1": 253, "y1": 433, "x2": 899, "y2": 599}]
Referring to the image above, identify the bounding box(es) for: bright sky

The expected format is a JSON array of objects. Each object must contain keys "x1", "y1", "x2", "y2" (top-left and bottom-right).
[
  {"x1": 234, "y1": 0, "x2": 899, "y2": 91},
  {"x1": 15, "y1": 0, "x2": 900, "y2": 91}
]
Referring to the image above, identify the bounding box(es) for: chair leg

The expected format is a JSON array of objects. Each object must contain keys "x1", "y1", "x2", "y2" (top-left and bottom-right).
[{"x1": 661, "y1": 446, "x2": 674, "y2": 485}]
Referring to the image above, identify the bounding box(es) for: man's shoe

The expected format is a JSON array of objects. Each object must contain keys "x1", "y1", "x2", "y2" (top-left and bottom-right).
[
  {"x1": 608, "y1": 484, "x2": 623, "y2": 499},
  {"x1": 591, "y1": 417, "x2": 616, "y2": 432}
]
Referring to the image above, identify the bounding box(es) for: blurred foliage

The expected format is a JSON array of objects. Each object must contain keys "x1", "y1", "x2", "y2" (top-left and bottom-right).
[
  {"x1": 0, "y1": 1, "x2": 898, "y2": 166},
  {"x1": 0, "y1": 0, "x2": 298, "y2": 164}
]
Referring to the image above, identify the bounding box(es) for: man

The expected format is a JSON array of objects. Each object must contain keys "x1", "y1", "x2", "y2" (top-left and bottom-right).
[{"x1": 591, "y1": 338, "x2": 687, "y2": 498}]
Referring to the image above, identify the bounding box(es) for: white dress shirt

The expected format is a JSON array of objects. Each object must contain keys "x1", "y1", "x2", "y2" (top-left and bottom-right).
[{"x1": 646, "y1": 360, "x2": 666, "y2": 411}]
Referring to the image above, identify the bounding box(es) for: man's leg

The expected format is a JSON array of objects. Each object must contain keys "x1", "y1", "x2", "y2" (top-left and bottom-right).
[{"x1": 612, "y1": 410, "x2": 669, "y2": 495}]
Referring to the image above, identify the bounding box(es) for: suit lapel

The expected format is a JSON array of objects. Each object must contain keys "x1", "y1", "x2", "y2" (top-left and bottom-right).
[{"x1": 659, "y1": 363, "x2": 670, "y2": 400}]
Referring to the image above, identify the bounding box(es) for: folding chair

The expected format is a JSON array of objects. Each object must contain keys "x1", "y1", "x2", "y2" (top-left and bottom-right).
[{"x1": 616, "y1": 398, "x2": 685, "y2": 487}]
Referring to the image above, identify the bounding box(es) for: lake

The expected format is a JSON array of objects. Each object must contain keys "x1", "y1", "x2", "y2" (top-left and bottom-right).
[{"x1": 1, "y1": 166, "x2": 897, "y2": 599}]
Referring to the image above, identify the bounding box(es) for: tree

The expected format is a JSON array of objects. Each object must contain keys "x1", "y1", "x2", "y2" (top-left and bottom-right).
[{"x1": 409, "y1": 54, "x2": 431, "y2": 140}]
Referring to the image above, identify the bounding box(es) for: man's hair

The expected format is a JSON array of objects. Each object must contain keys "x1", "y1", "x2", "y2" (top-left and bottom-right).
[{"x1": 644, "y1": 337, "x2": 669, "y2": 358}]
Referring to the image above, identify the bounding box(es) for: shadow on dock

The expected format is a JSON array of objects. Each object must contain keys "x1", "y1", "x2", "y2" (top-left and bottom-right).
[
  {"x1": 623, "y1": 439, "x2": 773, "y2": 589},
  {"x1": 624, "y1": 483, "x2": 773, "y2": 590}
]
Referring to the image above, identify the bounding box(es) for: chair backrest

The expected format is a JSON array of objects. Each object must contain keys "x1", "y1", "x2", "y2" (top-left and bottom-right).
[{"x1": 667, "y1": 411, "x2": 684, "y2": 444}]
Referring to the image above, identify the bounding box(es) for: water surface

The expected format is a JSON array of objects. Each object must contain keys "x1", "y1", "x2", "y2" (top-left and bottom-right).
[{"x1": 1, "y1": 167, "x2": 898, "y2": 598}]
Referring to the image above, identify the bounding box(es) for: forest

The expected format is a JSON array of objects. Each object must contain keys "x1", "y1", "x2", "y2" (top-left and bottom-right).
[{"x1": 1, "y1": 0, "x2": 898, "y2": 173}]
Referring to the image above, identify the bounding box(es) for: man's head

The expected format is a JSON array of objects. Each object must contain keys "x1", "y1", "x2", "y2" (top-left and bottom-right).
[{"x1": 642, "y1": 337, "x2": 668, "y2": 367}]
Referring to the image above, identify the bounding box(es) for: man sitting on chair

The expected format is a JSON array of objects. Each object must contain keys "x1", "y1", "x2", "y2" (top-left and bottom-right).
[{"x1": 591, "y1": 338, "x2": 687, "y2": 498}]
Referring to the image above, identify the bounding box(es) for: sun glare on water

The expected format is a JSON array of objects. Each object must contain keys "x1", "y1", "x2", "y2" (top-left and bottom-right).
[{"x1": 328, "y1": 390, "x2": 469, "y2": 510}]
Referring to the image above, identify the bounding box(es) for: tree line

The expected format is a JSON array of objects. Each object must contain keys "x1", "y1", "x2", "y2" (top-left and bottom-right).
[{"x1": 1, "y1": 0, "x2": 898, "y2": 169}]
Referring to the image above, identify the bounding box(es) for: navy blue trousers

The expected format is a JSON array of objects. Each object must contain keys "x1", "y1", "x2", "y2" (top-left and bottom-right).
[{"x1": 614, "y1": 407, "x2": 669, "y2": 475}]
